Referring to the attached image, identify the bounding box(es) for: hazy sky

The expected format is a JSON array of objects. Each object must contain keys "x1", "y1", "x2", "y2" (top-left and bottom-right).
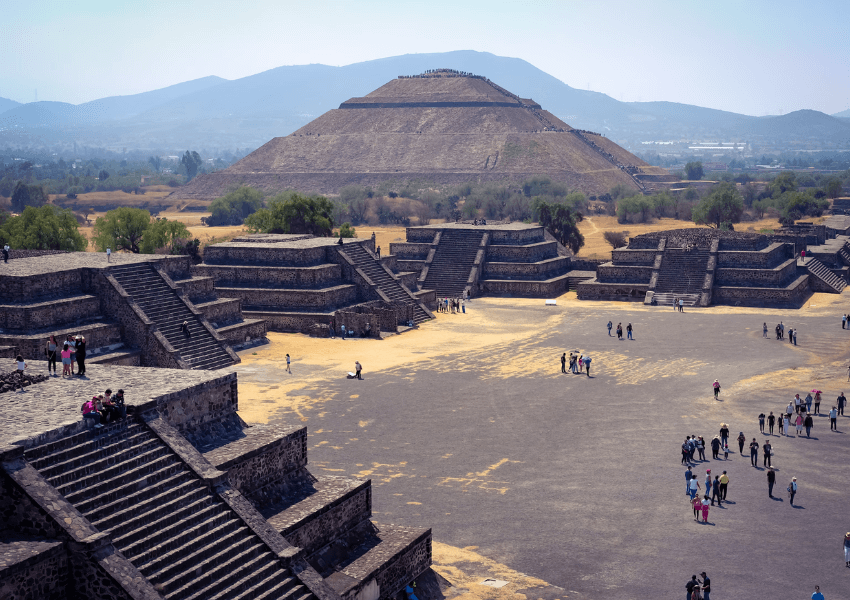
[{"x1": 3, "y1": 0, "x2": 848, "y2": 115}]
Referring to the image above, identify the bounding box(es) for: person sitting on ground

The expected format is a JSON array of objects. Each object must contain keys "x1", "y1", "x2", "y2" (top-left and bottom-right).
[
  {"x1": 113, "y1": 389, "x2": 126, "y2": 419},
  {"x1": 101, "y1": 389, "x2": 121, "y2": 423},
  {"x1": 81, "y1": 397, "x2": 103, "y2": 428}
]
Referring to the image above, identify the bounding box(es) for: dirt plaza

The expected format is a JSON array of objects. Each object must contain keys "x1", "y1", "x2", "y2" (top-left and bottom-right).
[{"x1": 233, "y1": 292, "x2": 850, "y2": 599}]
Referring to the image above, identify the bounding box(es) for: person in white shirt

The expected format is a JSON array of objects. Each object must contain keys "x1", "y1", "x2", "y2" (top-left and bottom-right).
[
  {"x1": 14, "y1": 355, "x2": 27, "y2": 391},
  {"x1": 106, "y1": 247, "x2": 112, "y2": 262},
  {"x1": 829, "y1": 406, "x2": 838, "y2": 431}
]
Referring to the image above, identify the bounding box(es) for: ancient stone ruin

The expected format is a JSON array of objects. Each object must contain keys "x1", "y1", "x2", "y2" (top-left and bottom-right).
[
  {"x1": 0, "y1": 364, "x2": 434, "y2": 599},
  {"x1": 578, "y1": 228, "x2": 849, "y2": 307},
  {"x1": 171, "y1": 69, "x2": 670, "y2": 201}
]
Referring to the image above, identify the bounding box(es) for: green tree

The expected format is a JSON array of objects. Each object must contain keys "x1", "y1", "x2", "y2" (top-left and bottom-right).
[
  {"x1": 91, "y1": 207, "x2": 151, "y2": 253},
  {"x1": 684, "y1": 161, "x2": 704, "y2": 180},
  {"x1": 824, "y1": 177, "x2": 843, "y2": 199},
  {"x1": 148, "y1": 156, "x2": 162, "y2": 173},
  {"x1": 333, "y1": 222, "x2": 356, "y2": 238},
  {"x1": 11, "y1": 181, "x2": 50, "y2": 212},
  {"x1": 692, "y1": 182, "x2": 743, "y2": 228},
  {"x1": 536, "y1": 200, "x2": 584, "y2": 254},
  {"x1": 0, "y1": 205, "x2": 87, "y2": 251},
  {"x1": 769, "y1": 171, "x2": 797, "y2": 196},
  {"x1": 140, "y1": 218, "x2": 192, "y2": 253},
  {"x1": 98, "y1": 170, "x2": 109, "y2": 181},
  {"x1": 181, "y1": 151, "x2": 203, "y2": 182},
  {"x1": 603, "y1": 231, "x2": 628, "y2": 248},
  {"x1": 244, "y1": 192, "x2": 334, "y2": 236},
  {"x1": 206, "y1": 186, "x2": 264, "y2": 226}
]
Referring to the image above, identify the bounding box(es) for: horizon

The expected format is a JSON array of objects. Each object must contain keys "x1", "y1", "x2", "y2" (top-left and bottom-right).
[{"x1": 3, "y1": 0, "x2": 849, "y2": 117}]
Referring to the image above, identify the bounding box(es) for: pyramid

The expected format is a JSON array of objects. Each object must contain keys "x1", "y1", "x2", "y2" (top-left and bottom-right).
[{"x1": 174, "y1": 69, "x2": 667, "y2": 201}]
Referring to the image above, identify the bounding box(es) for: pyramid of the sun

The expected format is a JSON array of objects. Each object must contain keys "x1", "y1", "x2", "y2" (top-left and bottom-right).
[{"x1": 174, "y1": 69, "x2": 667, "y2": 200}]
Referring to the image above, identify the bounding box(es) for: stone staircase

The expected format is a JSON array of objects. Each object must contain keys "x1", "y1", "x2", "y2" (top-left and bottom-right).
[
  {"x1": 838, "y1": 246, "x2": 850, "y2": 267},
  {"x1": 654, "y1": 248, "x2": 711, "y2": 301},
  {"x1": 24, "y1": 418, "x2": 315, "y2": 600},
  {"x1": 422, "y1": 230, "x2": 484, "y2": 297},
  {"x1": 805, "y1": 257, "x2": 847, "y2": 293},
  {"x1": 651, "y1": 292, "x2": 701, "y2": 307},
  {"x1": 340, "y1": 244, "x2": 431, "y2": 324},
  {"x1": 110, "y1": 263, "x2": 235, "y2": 370}
]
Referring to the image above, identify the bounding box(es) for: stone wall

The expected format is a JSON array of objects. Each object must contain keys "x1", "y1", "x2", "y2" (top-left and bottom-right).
[
  {"x1": 486, "y1": 241, "x2": 558, "y2": 263},
  {"x1": 0, "y1": 295, "x2": 101, "y2": 331},
  {"x1": 173, "y1": 275, "x2": 216, "y2": 302},
  {"x1": 245, "y1": 310, "x2": 334, "y2": 334},
  {"x1": 609, "y1": 250, "x2": 656, "y2": 265},
  {"x1": 480, "y1": 276, "x2": 568, "y2": 297},
  {"x1": 488, "y1": 228, "x2": 545, "y2": 245},
  {"x1": 405, "y1": 229, "x2": 437, "y2": 243},
  {"x1": 0, "y1": 322, "x2": 123, "y2": 362},
  {"x1": 629, "y1": 229, "x2": 768, "y2": 251},
  {"x1": 219, "y1": 285, "x2": 358, "y2": 310},
  {"x1": 596, "y1": 263, "x2": 654, "y2": 283},
  {"x1": 374, "y1": 529, "x2": 433, "y2": 599},
  {"x1": 216, "y1": 320, "x2": 268, "y2": 347},
  {"x1": 576, "y1": 280, "x2": 650, "y2": 302},
  {"x1": 281, "y1": 481, "x2": 371, "y2": 554},
  {"x1": 0, "y1": 469, "x2": 65, "y2": 540},
  {"x1": 204, "y1": 244, "x2": 327, "y2": 266},
  {"x1": 716, "y1": 243, "x2": 790, "y2": 268},
  {"x1": 394, "y1": 260, "x2": 426, "y2": 274},
  {"x1": 192, "y1": 264, "x2": 342, "y2": 289},
  {"x1": 220, "y1": 429, "x2": 308, "y2": 496},
  {"x1": 388, "y1": 243, "x2": 431, "y2": 259},
  {"x1": 196, "y1": 298, "x2": 242, "y2": 326},
  {"x1": 715, "y1": 258, "x2": 797, "y2": 286},
  {"x1": 0, "y1": 269, "x2": 84, "y2": 303},
  {"x1": 0, "y1": 540, "x2": 68, "y2": 600},
  {"x1": 154, "y1": 374, "x2": 238, "y2": 434},
  {"x1": 712, "y1": 275, "x2": 810, "y2": 307},
  {"x1": 483, "y1": 256, "x2": 568, "y2": 279}
]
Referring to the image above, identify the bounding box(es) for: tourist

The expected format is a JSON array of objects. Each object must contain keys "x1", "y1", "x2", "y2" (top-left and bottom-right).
[
  {"x1": 805, "y1": 392, "x2": 813, "y2": 413},
  {"x1": 758, "y1": 412, "x2": 765, "y2": 433},
  {"x1": 713, "y1": 380, "x2": 720, "y2": 400},
  {"x1": 845, "y1": 532, "x2": 850, "y2": 567},
  {"x1": 2, "y1": 243, "x2": 8, "y2": 263},
  {"x1": 718, "y1": 471, "x2": 729, "y2": 500},
  {"x1": 767, "y1": 467, "x2": 776, "y2": 497},
  {"x1": 688, "y1": 473, "x2": 700, "y2": 499},
  {"x1": 355, "y1": 360, "x2": 362, "y2": 380},
  {"x1": 829, "y1": 406, "x2": 838, "y2": 431},
  {"x1": 616, "y1": 323, "x2": 623, "y2": 339},
  {"x1": 673, "y1": 297, "x2": 678, "y2": 311},
  {"x1": 696, "y1": 436, "x2": 705, "y2": 461},
  {"x1": 722, "y1": 442, "x2": 729, "y2": 459},
  {"x1": 788, "y1": 477, "x2": 798, "y2": 505},
  {"x1": 81, "y1": 396, "x2": 103, "y2": 428},
  {"x1": 775, "y1": 324, "x2": 781, "y2": 340},
  {"x1": 180, "y1": 321, "x2": 190, "y2": 336},
  {"x1": 700, "y1": 572, "x2": 711, "y2": 600},
  {"x1": 780, "y1": 321, "x2": 784, "y2": 339},
  {"x1": 737, "y1": 431, "x2": 746, "y2": 454},
  {"x1": 561, "y1": 353, "x2": 566, "y2": 373},
  {"x1": 763, "y1": 440, "x2": 772, "y2": 467},
  {"x1": 461, "y1": 299, "x2": 465, "y2": 313},
  {"x1": 704, "y1": 469, "x2": 712, "y2": 496},
  {"x1": 365, "y1": 322, "x2": 371, "y2": 337},
  {"x1": 684, "y1": 466, "x2": 693, "y2": 493},
  {"x1": 67, "y1": 335, "x2": 76, "y2": 375},
  {"x1": 583, "y1": 355, "x2": 591, "y2": 376},
  {"x1": 569, "y1": 352, "x2": 577, "y2": 373},
  {"x1": 795, "y1": 413, "x2": 804, "y2": 436},
  {"x1": 286, "y1": 354, "x2": 291, "y2": 373},
  {"x1": 814, "y1": 390, "x2": 822, "y2": 414},
  {"x1": 812, "y1": 585, "x2": 824, "y2": 600},
  {"x1": 45, "y1": 335, "x2": 58, "y2": 376},
  {"x1": 679, "y1": 298, "x2": 684, "y2": 312},
  {"x1": 788, "y1": 327, "x2": 794, "y2": 343},
  {"x1": 763, "y1": 322, "x2": 768, "y2": 337},
  {"x1": 106, "y1": 247, "x2": 111, "y2": 262},
  {"x1": 337, "y1": 237, "x2": 343, "y2": 245},
  {"x1": 75, "y1": 335, "x2": 86, "y2": 377},
  {"x1": 61, "y1": 342, "x2": 72, "y2": 378},
  {"x1": 577, "y1": 354, "x2": 583, "y2": 373},
  {"x1": 794, "y1": 394, "x2": 802, "y2": 414},
  {"x1": 101, "y1": 389, "x2": 121, "y2": 423},
  {"x1": 749, "y1": 438, "x2": 759, "y2": 466},
  {"x1": 691, "y1": 495, "x2": 701, "y2": 521},
  {"x1": 783, "y1": 413, "x2": 791, "y2": 436},
  {"x1": 804, "y1": 413, "x2": 813, "y2": 437},
  {"x1": 682, "y1": 438, "x2": 691, "y2": 465},
  {"x1": 844, "y1": 314, "x2": 847, "y2": 330},
  {"x1": 710, "y1": 475, "x2": 721, "y2": 506},
  {"x1": 792, "y1": 328, "x2": 797, "y2": 345},
  {"x1": 113, "y1": 389, "x2": 126, "y2": 419},
  {"x1": 341, "y1": 324, "x2": 346, "y2": 339},
  {"x1": 626, "y1": 323, "x2": 633, "y2": 340},
  {"x1": 700, "y1": 495, "x2": 711, "y2": 523},
  {"x1": 719, "y1": 423, "x2": 729, "y2": 447},
  {"x1": 686, "y1": 575, "x2": 700, "y2": 598},
  {"x1": 376, "y1": 245, "x2": 381, "y2": 258},
  {"x1": 13, "y1": 355, "x2": 27, "y2": 391},
  {"x1": 768, "y1": 411, "x2": 776, "y2": 434},
  {"x1": 839, "y1": 392, "x2": 847, "y2": 416},
  {"x1": 607, "y1": 320, "x2": 612, "y2": 336}
]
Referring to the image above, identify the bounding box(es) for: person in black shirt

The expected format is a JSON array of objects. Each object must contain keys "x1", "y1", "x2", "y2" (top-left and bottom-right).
[
  {"x1": 838, "y1": 392, "x2": 846, "y2": 416},
  {"x1": 561, "y1": 353, "x2": 566, "y2": 373},
  {"x1": 804, "y1": 414, "x2": 813, "y2": 437},
  {"x1": 700, "y1": 572, "x2": 711, "y2": 600},
  {"x1": 767, "y1": 411, "x2": 776, "y2": 434},
  {"x1": 758, "y1": 412, "x2": 765, "y2": 433},
  {"x1": 710, "y1": 436, "x2": 721, "y2": 459},
  {"x1": 763, "y1": 441, "x2": 772, "y2": 467},
  {"x1": 749, "y1": 438, "x2": 759, "y2": 467},
  {"x1": 767, "y1": 468, "x2": 776, "y2": 497},
  {"x1": 685, "y1": 575, "x2": 699, "y2": 598}
]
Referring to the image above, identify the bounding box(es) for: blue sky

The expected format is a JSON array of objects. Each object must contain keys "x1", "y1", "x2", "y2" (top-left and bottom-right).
[{"x1": 3, "y1": 0, "x2": 848, "y2": 115}]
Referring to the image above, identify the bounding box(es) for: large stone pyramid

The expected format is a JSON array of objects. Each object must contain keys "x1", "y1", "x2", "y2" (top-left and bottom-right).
[{"x1": 174, "y1": 69, "x2": 667, "y2": 201}]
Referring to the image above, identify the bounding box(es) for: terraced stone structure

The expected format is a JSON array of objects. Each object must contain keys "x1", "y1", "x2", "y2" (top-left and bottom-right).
[
  {"x1": 390, "y1": 222, "x2": 591, "y2": 298},
  {"x1": 578, "y1": 228, "x2": 848, "y2": 307},
  {"x1": 0, "y1": 363, "x2": 433, "y2": 600},
  {"x1": 171, "y1": 69, "x2": 669, "y2": 201},
  {"x1": 0, "y1": 253, "x2": 263, "y2": 370}
]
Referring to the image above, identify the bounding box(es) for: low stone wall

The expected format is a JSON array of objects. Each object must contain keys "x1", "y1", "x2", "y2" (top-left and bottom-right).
[
  {"x1": 219, "y1": 285, "x2": 358, "y2": 310},
  {"x1": 715, "y1": 258, "x2": 797, "y2": 286},
  {"x1": 0, "y1": 322, "x2": 123, "y2": 362},
  {"x1": 397, "y1": 271, "x2": 418, "y2": 289},
  {"x1": 483, "y1": 256, "x2": 568, "y2": 279},
  {"x1": 414, "y1": 289, "x2": 437, "y2": 310},
  {"x1": 0, "y1": 295, "x2": 101, "y2": 331},
  {"x1": 335, "y1": 310, "x2": 382, "y2": 337},
  {"x1": 480, "y1": 274, "x2": 569, "y2": 297},
  {"x1": 282, "y1": 482, "x2": 371, "y2": 555},
  {"x1": 576, "y1": 280, "x2": 650, "y2": 302},
  {"x1": 0, "y1": 540, "x2": 68, "y2": 600},
  {"x1": 716, "y1": 243, "x2": 790, "y2": 268},
  {"x1": 388, "y1": 242, "x2": 431, "y2": 259},
  {"x1": 395, "y1": 259, "x2": 425, "y2": 273},
  {"x1": 596, "y1": 263, "x2": 654, "y2": 283},
  {"x1": 0, "y1": 268, "x2": 85, "y2": 303},
  {"x1": 87, "y1": 351, "x2": 141, "y2": 367},
  {"x1": 569, "y1": 258, "x2": 605, "y2": 271},
  {"x1": 5, "y1": 249, "x2": 69, "y2": 260},
  {"x1": 712, "y1": 275, "x2": 810, "y2": 307},
  {"x1": 486, "y1": 241, "x2": 558, "y2": 262},
  {"x1": 217, "y1": 320, "x2": 268, "y2": 346},
  {"x1": 488, "y1": 227, "x2": 545, "y2": 245},
  {"x1": 203, "y1": 244, "x2": 327, "y2": 266},
  {"x1": 195, "y1": 297, "x2": 243, "y2": 325},
  {"x1": 192, "y1": 263, "x2": 342, "y2": 289},
  {"x1": 215, "y1": 429, "x2": 308, "y2": 496},
  {"x1": 609, "y1": 250, "x2": 656, "y2": 264},
  {"x1": 172, "y1": 276, "x2": 216, "y2": 302},
  {"x1": 405, "y1": 229, "x2": 437, "y2": 243},
  {"x1": 244, "y1": 311, "x2": 334, "y2": 334},
  {"x1": 155, "y1": 373, "x2": 238, "y2": 434},
  {"x1": 373, "y1": 527, "x2": 433, "y2": 600},
  {"x1": 379, "y1": 255, "x2": 397, "y2": 271}
]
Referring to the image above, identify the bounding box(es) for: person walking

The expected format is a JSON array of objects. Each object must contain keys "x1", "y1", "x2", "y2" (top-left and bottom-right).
[
  {"x1": 749, "y1": 438, "x2": 759, "y2": 466},
  {"x1": 718, "y1": 471, "x2": 729, "y2": 500},
  {"x1": 814, "y1": 391, "x2": 822, "y2": 414},
  {"x1": 829, "y1": 406, "x2": 838, "y2": 431},
  {"x1": 704, "y1": 470, "x2": 712, "y2": 497},
  {"x1": 793, "y1": 329, "x2": 797, "y2": 345},
  {"x1": 796, "y1": 413, "x2": 804, "y2": 436},
  {"x1": 812, "y1": 585, "x2": 825, "y2": 600},
  {"x1": 722, "y1": 442, "x2": 730, "y2": 460},
  {"x1": 710, "y1": 436, "x2": 721, "y2": 459},
  {"x1": 607, "y1": 320, "x2": 612, "y2": 336},
  {"x1": 758, "y1": 412, "x2": 765, "y2": 433},
  {"x1": 577, "y1": 354, "x2": 584, "y2": 374},
  {"x1": 844, "y1": 314, "x2": 847, "y2": 330},
  {"x1": 788, "y1": 477, "x2": 797, "y2": 505},
  {"x1": 561, "y1": 353, "x2": 566, "y2": 373},
  {"x1": 719, "y1": 423, "x2": 729, "y2": 447},
  {"x1": 354, "y1": 361, "x2": 362, "y2": 380},
  {"x1": 805, "y1": 392, "x2": 813, "y2": 414},
  {"x1": 583, "y1": 355, "x2": 591, "y2": 377},
  {"x1": 2, "y1": 243, "x2": 9, "y2": 263},
  {"x1": 626, "y1": 323, "x2": 633, "y2": 340},
  {"x1": 763, "y1": 440, "x2": 772, "y2": 467},
  {"x1": 684, "y1": 466, "x2": 693, "y2": 494},
  {"x1": 691, "y1": 495, "x2": 702, "y2": 522},
  {"x1": 700, "y1": 496, "x2": 711, "y2": 524},
  {"x1": 286, "y1": 353, "x2": 291, "y2": 373},
  {"x1": 794, "y1": 393, "x2": 802, "y2": 414},
  {"x1": 713, "y1": 379, "x2": 721, "y2": 400},
  {"x1": 844, "y1": 531, "x2": 850, "y2": 567},
  {"x1": 688, "y1": 475, "x2": 700, "y2": 500},
  {"x1": 768, "y1": 411, "x2": 776, "y2": 435},
  {"x1": 13, "y1": 355, "x2": 27, "y2": 391},
  {"x1": 767, "y1": 467, "x2": 776, "y2": 498},
  {"x1": 737, "y1": 431, "x2": 746, "y2": 454},
  {"x1": 616, "y1": 323, "x2": 623, "y2": 340},
  {"x1": 784, "y1": 413, "x2": 792, "y2": 436},
  {"x1": 837, "y1": 392, "x2": 846, "y2": 416},
  {"x1": 75, "y1": 335, "x2": 86, "y2": 377},
  {"x1": 778, "y1": 413, "x2": 784, "y2": 435},
  {"x1": 804, "y1": 413, "x2": 813, "y2": 437},
  {"x1": 711, "y1": 475, "x2": 722, "y2": 506}
]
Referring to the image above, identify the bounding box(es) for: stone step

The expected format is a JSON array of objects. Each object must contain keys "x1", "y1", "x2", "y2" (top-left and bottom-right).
[
  {"x1": 175, "y1": 551, "x2": 279, "y2": 600},
  {"x1": 50, "y1": 443, "x2": 171, "y2": 491},
  {"x1": 25, "y1": 420, "x2": 149, "y2": 466},
  {"x1": 63, "y1": 454, "x2": 180, "y2": 505},
  {"x1": 121, "y1": 502, "x2": 229, "y2": 559},
  {"x1": 113, "y1": 495, "x2": 217, "y2": 549},
  {"x1": 91, "y1": 477, "x2": 204, "y2": 530},
  {"x1": 38, "y1": 430, "x2": 157, "y2": 479},
  {"x1": 157, "y1": 537, "x2": 266, "y2": 596},
  {"x1": 145, "y1": 524, "x2": 254, "y2": 585},
  {"x1": 234, "y1": 573, "x2": 311, "y2": 600},
  {"x1": 136, "y1": 520, "x2": 247, "y2": 577},
  {"x1": 77, "y1": 466, "x2": 191, "y2": 517}
]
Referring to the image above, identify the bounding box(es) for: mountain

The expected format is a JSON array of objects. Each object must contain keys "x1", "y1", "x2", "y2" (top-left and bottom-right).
[
  {"x1": 0, "y1": 51, "x2": 848, "y2": 153},
  {"x1": 0, "y1": 97, "x2": 20, "y2": 114},
  {"x1": 833, "y1": 108, "x2": 850, "y2": 118}
]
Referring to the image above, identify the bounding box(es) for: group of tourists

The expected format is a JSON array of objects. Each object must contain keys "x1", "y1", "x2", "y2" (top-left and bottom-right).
[
  {"x1": 765, "y1": 321, "x2": 797, "y2": 344},
  {"x1": 672, "y1": 297, "x2": 686, "y2": 312},
  {"x1": 560, "y1": 351, "x2": 591, "y2": 376},
  {"x1": 764, "y1": 390, "x2": 844, "y2": 436},
  {"x1": 80, "y1": 388, "x2": 126, "y2": 428},
  {"x1": 437, "y1": 297, "x2": 465, "y2": 314},
  {"x1": 685, "y1": 573, "x2": 711, "y2": 600},
  {"x1": 606, "y1": 320, "x2": 633, "y2": 340},
  {"x1": 46, "y1": 334, "x2": 87, "y2": 378}
]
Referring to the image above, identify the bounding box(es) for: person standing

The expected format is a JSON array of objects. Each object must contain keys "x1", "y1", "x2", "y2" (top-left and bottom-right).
[
  {"x1": 696, "y1": 436, "x2": 705, "y2": 461},
  {"x1": 684, "y1": 466, "x2": 693, "y2": 494},
  {"x1": 688, "y1": 475, "x2": 700, "y2": 500},
  {"x1": 691, "y1": 495, "x2": 702, "y2": 521},
  {"x1": 767, "y1": 467, "x2": 776, "y2": 498},
  {"x1": 812, "y1": 585, "x2": 824, "y2": 600},
  {"x1": 626, "y1": 323, "x2": 633, "y2": 340},
  {"x1": 2, "y1": 243, "x2": 9, "y2": 263},
  {"x1": 793, "y1": 329, "x2": 797, "y2": 345},
  {"x1": 46, "y1": 335, "x2": 58, "y2": 376},
  {"x1": 13, "y1": 355, "x2": 27, "y2": 391},
  {"x1": 804, "y1": 413, "x2": 813, "y2": 437},
  {"x1": 763, "y1": 440, "x2": 772, "y2": 468},
  {"x1": 710, "y1": 436, "x2": 721, "y2": 459},
  {"x1": 616, "y1": 323, "x2": 623, "y2": 340},
  {"x1": 583, "y1": 355, "x2": 591, "y2": 376},
  {"x1": 737, "y1": 431, "x2": 746, "y2": 454},
  {"x1": 713, "y1": 380, "x2": 721, "y2": 400},
  {"x1": 758, "y1": 412, "x2": 765, "y2": 433},
  {"x1": 767, "y1": 411, "x2": 776, "y2": 435},
  {"x1": 718, "y1": 471, "x2": 729, "y2": 500},
  {"x1": 723, "y1": 442, "x2": 730, "y2": 460},
  {"x1": 796, "y1": 413, "x2": 804, "y2": 436},
  {"x1": 577, "y1": 354, "x2": 584, "y2": 374},
  {"x1": 700, "y1": 496, "x2": 711, "y2": 524},
  {"x1": 711, "y1": 475, "x2": 722, "y2": 506},
  {"x1": 75, "y1": 335, "x2": 86, "y2": 377},
  {"x1": 679, "y1": 298, "x2": 684, "y2": 312},
  {"x1": 561, "y1": 353, "x2": 566, "y2": 373},
  {"x1": 106, "y1": 247, "x2": 111, "y2": 262},
  {"x1": 784, "y1": 413, "x2": 792, "y2": 436},
  {"x1": 805, "y1": 393, "x2": 813, "y2": 414},
  {"x1": 286, "y1": 353, "x2": 291, "y2": 373},
  {"x1": 829, "y1": 406, "x2": 838, "y2": 431},
  {"x1": 780, "y1": 321, "x2": 784, "y2": 339},
  {"x1": 749, "y1": 438, "x2": 759, "y2": 467},
  {"x1": 837, "y1": 392, "x2": 846, "y2": 416},
  {"x1": 844, "y1": 531, "x2": 850, "y2": 567},
  {"x1": 67, "y1": 335, "x2": 76, "y2": 376},
  {"x1": 355, "y1": 360, "x2": 362, "y2": 380},
  {"x1": 719, "y1": 423, "x2": 729, "y2": 447},
  {"x1": 686, "y1": 575, "x2": 700, "y2": 598},
  {"x1": 844, "y1": 314, "x2": 847, "y2": 330},
  {"x1": 461, "y1": 299, "x2": 465, "y2": 313},
  {"x1": 704, "y1": 470, "x2": 712, "y2": 497},
  {"x1": 794, "y1": 393, "x2": 802, "y2": 414},
  {"x1": 788, "y1": 477, "x2": 797, "y2": 505},
  {"x1": 700, "y1": 572, "x2": 711, "y2": 600},
  {"x1": 607, "y1": 320, "x2": 612, "y2": 336},
  {"x1": 788, "y1": 327, "x2": 794, "y2": 344},
  {"x1": 763, "y1": 322, "x2": 768, "y2": 337},
  {"x1": 814, "y1": 391, "x2": 822, "y2": 415}
]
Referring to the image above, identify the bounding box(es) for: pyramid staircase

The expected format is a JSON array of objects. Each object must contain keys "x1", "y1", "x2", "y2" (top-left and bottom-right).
[
  {"x1": 653, "y1": 248, "x2": 711, "y2": 306},
  {"x1": 340, "y1": 243, "x2": 431, "y2": 324},
  {"x1": 24, "y1": 417, "x2": 315, "y2": 600},
  {"x1": 422, "y1": 230, "x2": 484, "y2": 297},
  {"x1": 805, "y1": 257, "x2": 847, "y2": 293},
  {"x1": 110, "y1": 263, "x2": 235, "y2": 370}
]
